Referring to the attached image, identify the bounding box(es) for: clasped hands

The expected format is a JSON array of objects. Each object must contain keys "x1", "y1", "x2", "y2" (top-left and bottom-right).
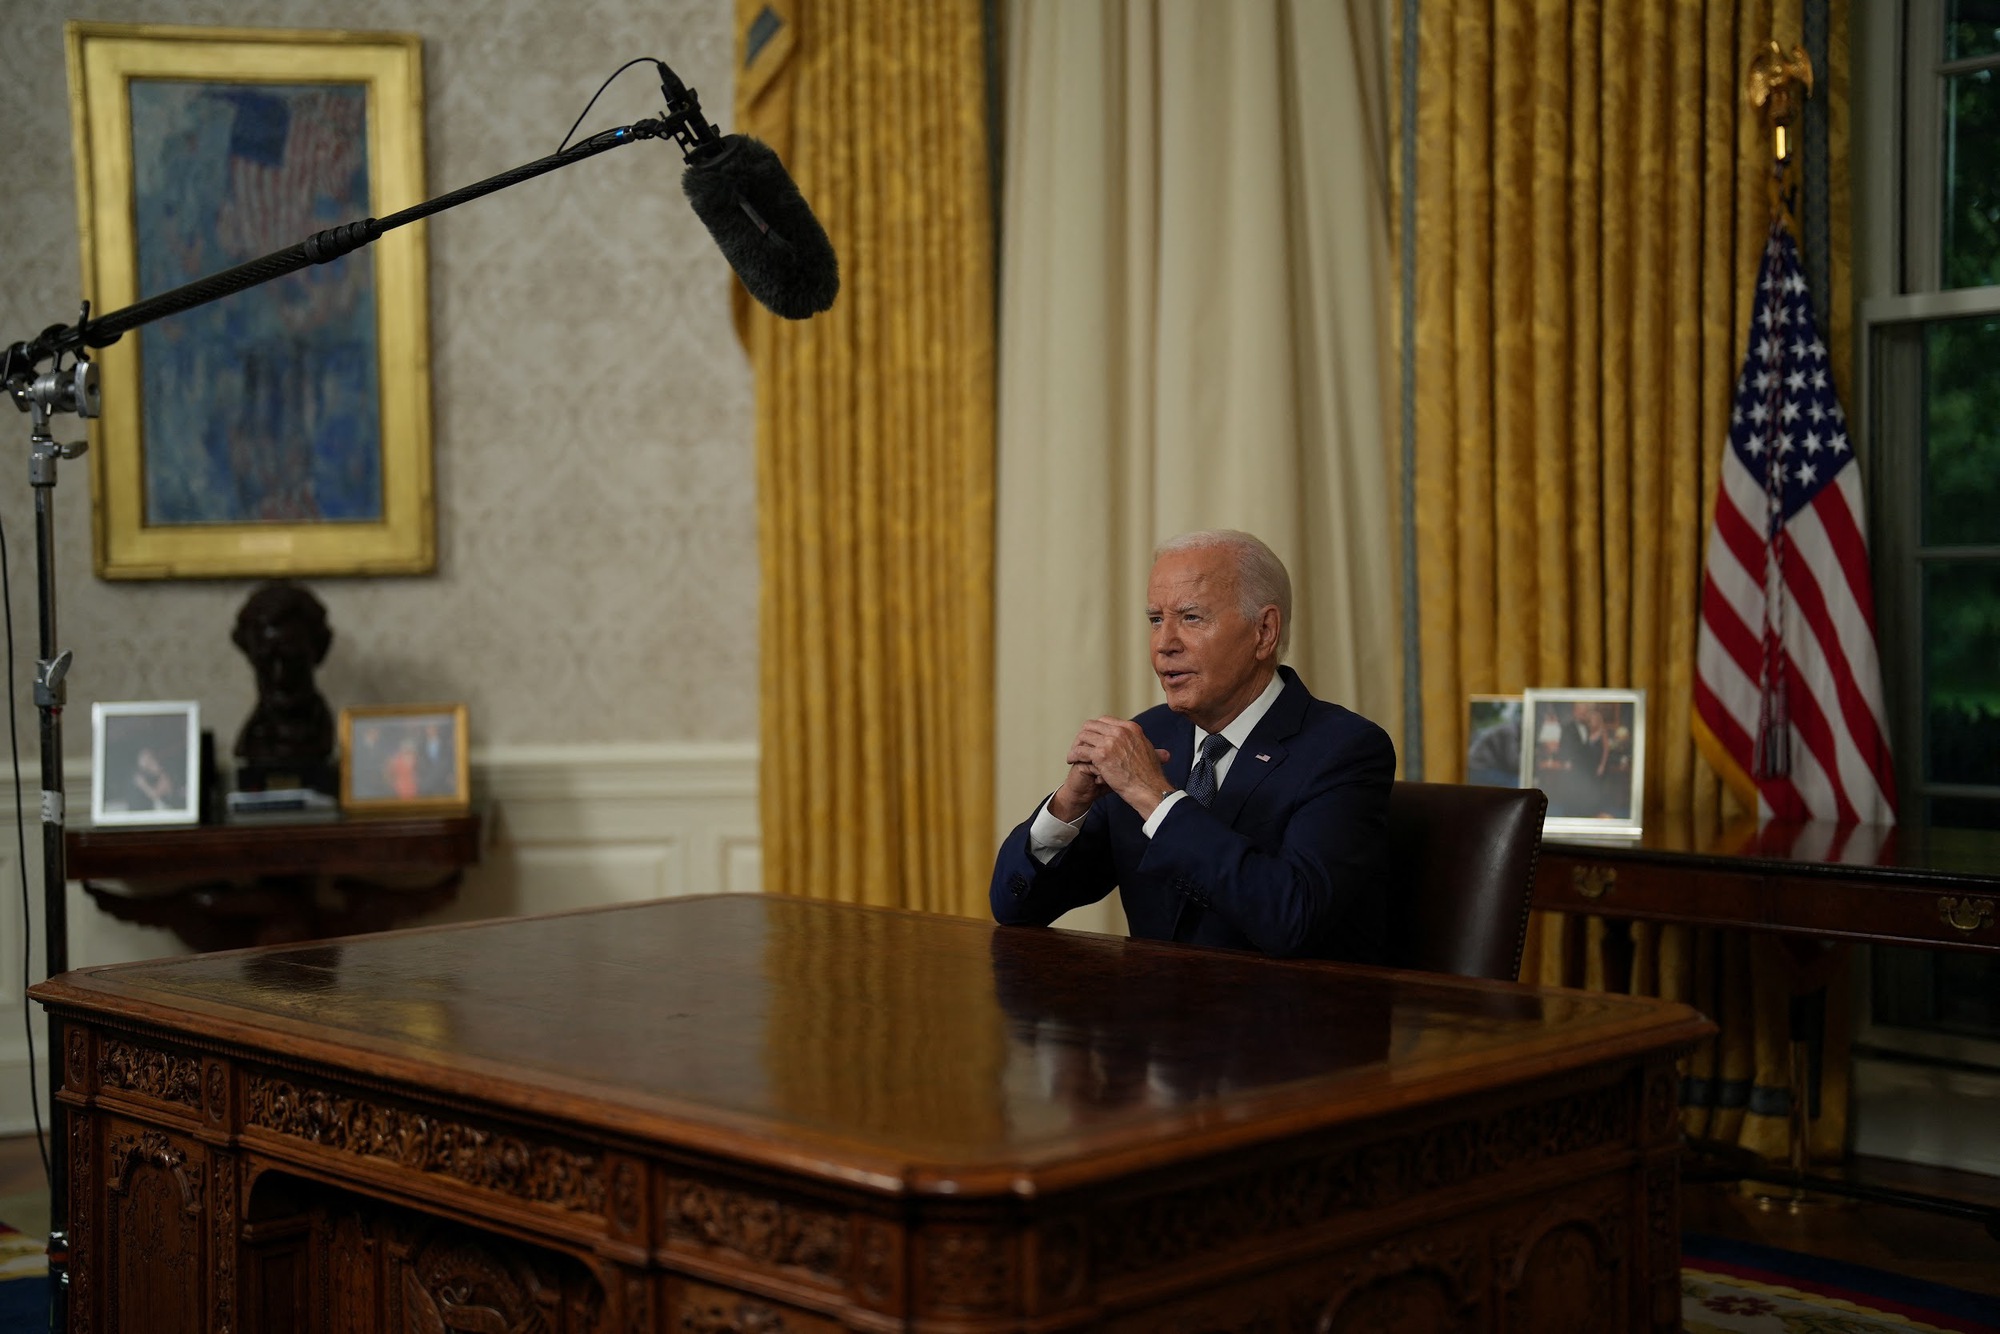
[{"x1": 1048, "y1": 717, "x2": 1174, "y2": 822}]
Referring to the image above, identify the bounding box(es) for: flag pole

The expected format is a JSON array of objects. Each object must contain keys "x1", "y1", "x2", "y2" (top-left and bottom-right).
[
  {"x1": 1743, "y1": 42, "x2": 1817, "y2": 786},
  {"x1": 1738, "y1": 41, "x2": 1847, "y2": 1215}
]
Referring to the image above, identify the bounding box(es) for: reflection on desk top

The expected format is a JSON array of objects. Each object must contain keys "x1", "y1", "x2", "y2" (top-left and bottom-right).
[
  {"x1": 1547, "y1": 816, "x2": 2000, "y2": 882},
  {"x1": 32, "y1": 894, "x2": 1710, "y2": 1195}
]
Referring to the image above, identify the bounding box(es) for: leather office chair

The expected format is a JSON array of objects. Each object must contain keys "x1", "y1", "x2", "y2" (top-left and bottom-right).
[{"x1": 1383, "y1": 780, "x2": 1548, "y2": 981}]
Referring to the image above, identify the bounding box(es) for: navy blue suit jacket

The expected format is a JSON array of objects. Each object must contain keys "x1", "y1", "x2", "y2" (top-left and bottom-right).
[{"x1": 989, "y1": 666, "x2": 1396, "y2": 962}]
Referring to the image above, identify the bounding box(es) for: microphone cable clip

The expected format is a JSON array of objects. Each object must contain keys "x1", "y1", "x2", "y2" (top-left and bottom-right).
[{"x1": 651, "y1": 60, "x2": 724, "y2": 162}]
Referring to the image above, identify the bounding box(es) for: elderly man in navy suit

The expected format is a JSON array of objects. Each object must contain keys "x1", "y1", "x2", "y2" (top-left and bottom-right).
[{"x1": 990, "y1": 530, "x2": 1396, "y2": 962}]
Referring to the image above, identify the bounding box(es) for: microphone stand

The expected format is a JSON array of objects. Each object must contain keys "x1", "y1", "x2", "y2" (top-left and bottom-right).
[{"x1": 2, "y1": 66, "x2": 718, "y2": 1330}]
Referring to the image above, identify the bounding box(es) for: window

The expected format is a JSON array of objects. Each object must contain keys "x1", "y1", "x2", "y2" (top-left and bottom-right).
[
  {"x1": 1864, "y1": 0, "x2": 2000, "y2": 832},
  {"x1": 1856, "y1": 0, "x2": 2000, "y2": 1079}
]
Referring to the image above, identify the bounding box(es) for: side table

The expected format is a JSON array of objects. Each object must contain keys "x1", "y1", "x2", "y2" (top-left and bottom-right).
[{"x1": 67, "y1": 812, "x2": 483, "y2": 952}]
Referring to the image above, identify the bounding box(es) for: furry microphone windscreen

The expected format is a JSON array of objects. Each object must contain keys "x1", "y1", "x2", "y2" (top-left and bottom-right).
[{"x1": 682, "y1": 136, "x2": 840, "y2": 320}]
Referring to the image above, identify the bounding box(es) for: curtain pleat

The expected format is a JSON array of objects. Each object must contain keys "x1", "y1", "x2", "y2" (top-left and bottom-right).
[
  {"x1": 1405, "y1": 0, "x2": 1854, "y2": 1160},
  {"x1": 738, "y1": 0, "x2": 995, "y2": 916}
]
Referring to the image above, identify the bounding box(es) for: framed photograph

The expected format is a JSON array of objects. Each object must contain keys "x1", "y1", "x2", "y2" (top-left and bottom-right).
[
  {"x1": 66, "y1": 22, "x2": 434, "y2": 579},
  {"x1": 340, "y1": 703, "x2": 468, "y2": 814},
  {"x1": 92, "y1": 701, "x2": 201, "y2": 826},
  {"x1": 1521, "y1": 688, "x2": 1647, "y2": 839},
  {"x1": 1465, "y1": 694, "x2": 1524, "y2": 787}
]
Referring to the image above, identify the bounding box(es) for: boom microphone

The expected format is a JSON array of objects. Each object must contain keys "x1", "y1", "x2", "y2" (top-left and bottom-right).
[{"x1": 682, "y1": 136, "x2": 839, "y2": 320}]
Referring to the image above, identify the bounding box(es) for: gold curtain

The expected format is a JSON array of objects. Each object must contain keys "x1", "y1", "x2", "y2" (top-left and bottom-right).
[
  {"x1": 735, "y1": 0, "x2": 996, "y2": 916},
  {"x1": 1402, "y1": 0, "x2": 1853, "y2": 1159}
]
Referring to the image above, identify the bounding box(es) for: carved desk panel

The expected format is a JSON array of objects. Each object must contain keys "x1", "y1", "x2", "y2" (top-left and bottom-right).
[{"x1": 34, "y1": 893, "x2": 1711, "y2": 1333}]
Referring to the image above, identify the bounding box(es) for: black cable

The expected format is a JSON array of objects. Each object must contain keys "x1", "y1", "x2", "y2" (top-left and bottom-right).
[
  {"x1": 555, "y1": 57, "x2": 657, "y2": 154},
  {"x1": 0, "y1": 486, "x2": 50, "y2": 1186}
]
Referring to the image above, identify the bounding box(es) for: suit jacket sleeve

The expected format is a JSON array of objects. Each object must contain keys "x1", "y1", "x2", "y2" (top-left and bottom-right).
[
  {"x1": 1140, "y1": 720, "x2": 1395, "y2": 959},
  {"x1": 989, "y1": 796, "x2": 1122, "y2": 926}
]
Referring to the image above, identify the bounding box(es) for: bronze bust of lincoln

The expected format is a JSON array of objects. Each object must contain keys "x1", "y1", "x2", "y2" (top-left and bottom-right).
[{"x1": 232, "y1": 580, "x2": 335, "y2": 771}]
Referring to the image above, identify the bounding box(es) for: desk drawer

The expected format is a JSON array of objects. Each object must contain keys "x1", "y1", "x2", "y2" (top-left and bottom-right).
[{"x1": 1536, "y1": 852, "x2": 2000, "y2": 952}]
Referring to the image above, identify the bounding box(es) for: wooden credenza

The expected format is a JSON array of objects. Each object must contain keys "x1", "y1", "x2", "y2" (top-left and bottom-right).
[
  {"x1": 1535, "y1": 818, "x2": 2000, "y2": 953},
  {"x1": 67, "y1": 813, "x2": 482, "y2": 952},
  {"x1": 32, "y1": 894, "x2": 1711, "y2": 1333}
]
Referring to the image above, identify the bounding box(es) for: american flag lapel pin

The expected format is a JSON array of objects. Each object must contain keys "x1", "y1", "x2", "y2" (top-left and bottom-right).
[{"x1": 1255, "y1": 753, "x2": 1271, "y2": 762}]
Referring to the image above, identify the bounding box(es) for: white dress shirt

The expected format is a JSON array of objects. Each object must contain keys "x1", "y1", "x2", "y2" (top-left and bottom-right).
[{"x1": 1027, "y1": 670, "x2": 1287, "y2": 863}]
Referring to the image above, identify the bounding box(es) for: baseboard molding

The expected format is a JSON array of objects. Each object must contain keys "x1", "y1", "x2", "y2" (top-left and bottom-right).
[{"x1": 0, "y1": 741, "x2": 761, "y2": 1135}]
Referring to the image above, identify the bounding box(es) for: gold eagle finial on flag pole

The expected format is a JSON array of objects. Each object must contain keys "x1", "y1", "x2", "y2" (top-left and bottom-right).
[{"x1": 1747, "y1": 40, "x2": 1814, "y2": 166}]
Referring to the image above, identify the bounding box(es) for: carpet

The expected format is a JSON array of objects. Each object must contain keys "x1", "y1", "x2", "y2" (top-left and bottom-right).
[
  {"x1": 1684, "y1": 1232, "x2": 2000, "y2": 1333},
  {"x1": 0, "y1": 1221, "x2": 46, "y2": 1332}
]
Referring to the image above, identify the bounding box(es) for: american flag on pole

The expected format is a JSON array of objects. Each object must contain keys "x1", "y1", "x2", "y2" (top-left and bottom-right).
[{"x1": 1693, "y1": 219, "x2": 1897, "y2": 825}]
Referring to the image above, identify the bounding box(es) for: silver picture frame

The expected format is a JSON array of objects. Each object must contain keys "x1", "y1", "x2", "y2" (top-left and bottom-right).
[
  {"x1": 1520, "y1": 687, "x2": 1646, "y2": 840},
  {"x1": 91, "y1": 700, "x2": 201, "y2": 826}
]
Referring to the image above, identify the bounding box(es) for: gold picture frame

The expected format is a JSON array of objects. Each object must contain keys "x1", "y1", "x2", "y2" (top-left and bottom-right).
[
  {"x1": 339, "y1": 703, "x2": 469, "y2": 815},
  {"x1": 66, "y1": 22, "x2": 434, "y2": 579}
]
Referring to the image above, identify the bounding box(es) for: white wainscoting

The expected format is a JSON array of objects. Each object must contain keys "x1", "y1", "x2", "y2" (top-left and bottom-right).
[{"x1": 0, "y1": 741, "x2": 759, "y2": 1135}]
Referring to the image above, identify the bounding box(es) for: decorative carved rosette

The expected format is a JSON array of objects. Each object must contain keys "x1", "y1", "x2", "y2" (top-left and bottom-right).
[
  {"x1": 244, "y1": 1072, "x2": 605, "y2": 1215},
  {"x1": 1035, "y1": 1216, "x2": 1087, "y2": 1310},
  {"x1": 917, "y1": 1223, "x2": 1016, "y2": 1318},
  {"x1": 98, "y1": 1037, "x2": 202, "y2": 1109},
  {"x1": 1642, "y1": 1056, "x2": 1681, "y2": 1144},
  {"x1": 852, "y1": 1217, "x2": 902, "y2": 1311},
  {"x1": 660, "y1": 1175, "x2": 848, "y2": 1285},
  {"x1": 203, "y1": 1059, "x2": 230, "y2": 1126},
  {"x1": 610, "y1": 1157, "x2": 645, "y2": 1242}
]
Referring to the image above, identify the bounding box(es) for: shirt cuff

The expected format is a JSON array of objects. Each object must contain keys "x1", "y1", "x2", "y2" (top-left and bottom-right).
[
  {"x1": 1027, "y1": 796, "x2": 1087, "y2": 864},
  {"x1": 1142, "y1": 790, "x2": 1186, "y2": 838}
]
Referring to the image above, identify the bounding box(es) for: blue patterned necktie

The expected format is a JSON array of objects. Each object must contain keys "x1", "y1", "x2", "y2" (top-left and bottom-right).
[{"x1": 1185, "y1": 734, "x2": 1234, "y2": 807}]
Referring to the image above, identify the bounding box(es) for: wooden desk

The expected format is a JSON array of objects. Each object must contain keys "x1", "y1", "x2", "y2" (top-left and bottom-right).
[
  {"x1": 67, "y1": 814, "x2": 482, "y2": 952},
  {"x1": 1535, "y1": 819, "x2": 2000, "y2": 953},
  {"x1": 32, "y1": 894, "x2": 1710, "y2": 1333}
]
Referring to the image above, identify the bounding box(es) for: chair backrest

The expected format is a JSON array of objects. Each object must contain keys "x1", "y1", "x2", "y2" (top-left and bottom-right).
[{"x1": 1383, "y1": 780, "x2": 1548, "y2": 981}]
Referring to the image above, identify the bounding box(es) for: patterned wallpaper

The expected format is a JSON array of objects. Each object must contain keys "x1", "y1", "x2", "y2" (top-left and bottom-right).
[{"x1": 0, "y1": 0, "x2": 756, "y2": 752}]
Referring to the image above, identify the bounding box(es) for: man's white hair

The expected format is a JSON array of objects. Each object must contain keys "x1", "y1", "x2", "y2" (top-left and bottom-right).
[{"x1": 1153, "y1": 529, "x2": 1292, "y2": 658}]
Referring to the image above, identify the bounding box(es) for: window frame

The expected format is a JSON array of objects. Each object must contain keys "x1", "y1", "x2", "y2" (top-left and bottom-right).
[{"x1": 1859, "y1": 0, "x2": 2000, "y2": 826}]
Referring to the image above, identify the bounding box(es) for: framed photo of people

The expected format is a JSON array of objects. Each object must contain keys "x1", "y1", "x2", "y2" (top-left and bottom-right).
[
  {"x1": 1520, "y1": 688, "x2": 1646, "y2": 839},
  {"x1": 339, "y1": 703, "x2": 468, "y2": 814},
  {"x1": 91, "y1": 700, "x2": 201, "y2": 826},
  {"x1": 1465, "y1": 695, "x2": 1525, "y2": 787}
]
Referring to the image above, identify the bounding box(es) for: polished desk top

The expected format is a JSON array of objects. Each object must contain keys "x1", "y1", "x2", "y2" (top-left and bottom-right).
[{"x1": 34, "y1": 893, "x2": 1710, "y2": 1198}]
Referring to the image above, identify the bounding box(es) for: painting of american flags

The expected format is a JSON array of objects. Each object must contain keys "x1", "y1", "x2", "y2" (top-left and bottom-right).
[
  {"x1": 67, "y1": 23, "x2": 432, "y2": 579},
  {"x1": 129, "y1": 79, "x2": 382, "y2": 526},
  {"x1": 1693, "y1": 219, "x2": 1898, "y2": 825}
]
